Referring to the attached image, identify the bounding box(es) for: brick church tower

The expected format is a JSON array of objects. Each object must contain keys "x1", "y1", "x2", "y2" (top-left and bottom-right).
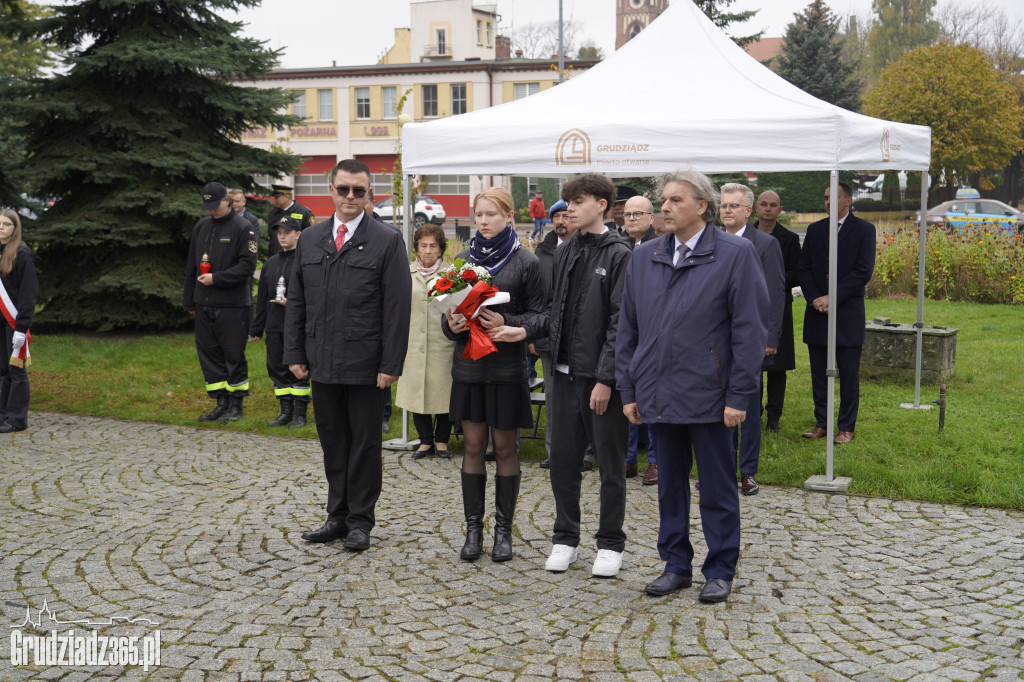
[{"x1": 615, "y1": 0, "x2": 669, "y2": 50}]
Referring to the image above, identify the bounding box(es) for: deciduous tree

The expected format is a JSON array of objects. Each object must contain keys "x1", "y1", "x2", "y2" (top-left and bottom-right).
[
  {"x1": 6, "y1": 0, "x2": 301, "y2": 330},
  {"x1": 866, "y1": 0, "x2": 939, "y2": 78},
  {"x1": 862, "y1": 43, "x2": 1024, "y2": 197},
  {"x1": 775, "y1": 0, "x2": 862, "y2": 111}
]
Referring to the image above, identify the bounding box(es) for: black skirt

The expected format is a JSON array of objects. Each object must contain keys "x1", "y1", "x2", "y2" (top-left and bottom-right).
[{"x1": 450, "y1": 380, "x2": 534, "y2": 431}]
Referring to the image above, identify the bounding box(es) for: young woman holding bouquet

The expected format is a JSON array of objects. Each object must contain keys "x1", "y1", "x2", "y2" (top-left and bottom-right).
[{"x1": 442, "y1": 188, "x2": 546, "y2": 562}]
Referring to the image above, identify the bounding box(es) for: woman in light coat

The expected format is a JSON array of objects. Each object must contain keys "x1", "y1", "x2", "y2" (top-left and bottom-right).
[{"x1": 396, "y1": 223, "x2": 455, "y2": 459}]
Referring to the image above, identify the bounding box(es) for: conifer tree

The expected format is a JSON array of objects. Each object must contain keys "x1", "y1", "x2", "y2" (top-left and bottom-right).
[
  {"x1": 775, "y1": 0, "x2": 862, "y2": 111},
  {"x1": 6, "y1": 0, "x2": 300, "y2": 330},
  {"x1": 694, "y1": 0, "x2": 763, "y2": 48}
]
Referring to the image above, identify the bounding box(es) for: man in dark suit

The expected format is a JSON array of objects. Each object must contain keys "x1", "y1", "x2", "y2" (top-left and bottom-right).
[
  {"x1": 229, "y1": 189, "x2": 260, "y2": 231},
  {"x1": 798, "y1": 182, "x2": 876, "y2": 445},
  {"x1": 284, "y1": 159, "x2": 412, "y2": 551},
  {"x1": 719, "y1": 184, "x2": 785, "y2": 496},
  {"x1": 754, "y1": 190, "x2": 801, "y2": 433},
  {"x1": 616, "y1": 170, "x2": 768, "y2": 604},
  {"x1": 621, "y1": 194, "x2": 659, "y2": 485}
]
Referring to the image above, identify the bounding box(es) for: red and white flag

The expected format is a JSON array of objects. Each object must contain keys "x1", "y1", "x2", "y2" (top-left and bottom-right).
[{"x1": 0, "y1": 279, "x2": 30, "y2": 368}]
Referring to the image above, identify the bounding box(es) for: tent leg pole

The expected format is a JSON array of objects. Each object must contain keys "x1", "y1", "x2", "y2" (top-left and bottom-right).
[
  {"x1": 902, "y1": 171, "x2": 933, "y2": 411},
  {"x1": 384, "y1": 174, "x2": 421, "y2": 452},
  {"x1": 806, "y1": 170, "x2": 850, "y2": 493}
]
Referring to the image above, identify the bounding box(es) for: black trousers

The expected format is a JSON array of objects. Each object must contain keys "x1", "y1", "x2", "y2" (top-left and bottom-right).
[
  {"x1": 264, "y1": 332, "x2": 310, "y2": 402},
  {"x1": 762, "y1": 369, "x2": 788, "y2": 422},
  {"x1": 548, "y1": 372, "x2": 628, "y2": 552},
  {"x1": 412, "y1": 412, "x2": 451, "y2": 446},
  {"x1": 311, "y1": 381, "x2": 385, "y2": 533},
  {"x1": 807, "y1": 344, "x2": 862, "y2": 432},
  {"x1": 194, "y1": 305, "x2": 250, "y2": 398},
  {"x1": 0, "y1": 326, "x2": 30, "y2": 429}
]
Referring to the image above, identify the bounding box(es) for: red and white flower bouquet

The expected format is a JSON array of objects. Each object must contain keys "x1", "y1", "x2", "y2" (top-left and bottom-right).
[
  {"x1": 427, "y1": 258, "x2": 511, "y2": 360},
  {"x1": 427, "y1": 258, "x2": 510, "y2": 318}
]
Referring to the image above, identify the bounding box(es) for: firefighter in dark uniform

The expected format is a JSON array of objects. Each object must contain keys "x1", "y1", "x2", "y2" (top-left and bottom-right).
[
  {"x1": 250, "y1": 215, "x2": 310, "y2": 427},
  {"x1": 267, "y1": 184, "x2": 314, "y2": 259},
  {"x1": 183, "y1": 182, "x2": 258, "y2": 423}
]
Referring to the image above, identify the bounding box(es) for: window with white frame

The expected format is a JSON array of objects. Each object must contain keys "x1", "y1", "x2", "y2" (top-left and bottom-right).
[
  {"x1": 292, "y1": 90, "x2": 306, "y2": 118},
  {"x1": 451, "y1": 83, "x2": 466, "y2": 116},
  {"x1": 355, "y1": 87, "x2": 370, "y2": 120},
  {"x1": 422, "y1": 84, "x2": 438, "y2": 117},
  {"x1": 486, "y1": 21, "x2": 493, "y2": 47},
  {"x1": 423, "y1": 175, "x2": 471, "y2": 194},
  {"x1": 318, "y1": 89, "x2": 333, "y2": 120},
  {"x1": 294, "y1": 172, "x2": 330, "y2": 196},
  {"x1": 371, "y1": 173, "x2": 393, "y2": 197},
  {"x1": 382, "y1": 86, "x2": 397, "y2": 120},
  {"x1": 476, "y1": 20, "x2": 483, "y2": 45},
  {"x1": 513, "y1": 82, "x2": 540, "y2": 100}
]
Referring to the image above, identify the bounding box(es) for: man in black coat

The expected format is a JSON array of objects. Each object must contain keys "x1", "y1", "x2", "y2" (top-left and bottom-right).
[
  {"x1": 183, "y1": 182, "x2": 258, "y2": 423},
  {"x1": 284, "y1": 159, "x2": 412, "y2": 551},
  {"x1": 267, "y1": 184, "x2": 315, "y2": 258},
  {"x1": 798, "y1": 182, "x2": 876, "y2": 445},
  {"x1": 719, "y1": 184, "x2": 785, "y2": 496},
  {"x1": 754, "y1": 190, "x2": 801, "y2": 433}
]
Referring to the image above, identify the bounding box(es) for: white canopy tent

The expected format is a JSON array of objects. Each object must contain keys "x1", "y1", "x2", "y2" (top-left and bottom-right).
[{"x1": 400, "y1": 0, "x2": 933, "y2": 486}]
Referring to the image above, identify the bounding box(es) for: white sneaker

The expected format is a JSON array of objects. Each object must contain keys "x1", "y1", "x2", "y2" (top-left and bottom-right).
[
  {"x1": 545, "y1": 544, "x2": 578, "y2": 572},
  {"x1": 591, "y1": 549, "x2": 623, "y2": 577}
]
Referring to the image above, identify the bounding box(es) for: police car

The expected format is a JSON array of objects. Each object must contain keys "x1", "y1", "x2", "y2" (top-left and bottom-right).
[{"x1": 915, "y1": 188, "x2": 1023, "y2": 235}]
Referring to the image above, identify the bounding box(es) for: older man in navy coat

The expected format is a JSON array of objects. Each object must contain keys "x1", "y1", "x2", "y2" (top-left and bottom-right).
[
  {"x1": 798, "y1": 182, "x2": 876, "y2": 445},
  {"x1": 616, "y1": 171, "x2": 768, "y2": 604},
  {"x1": 719, "y1": 183, "x2": 785, "y2": 496}
]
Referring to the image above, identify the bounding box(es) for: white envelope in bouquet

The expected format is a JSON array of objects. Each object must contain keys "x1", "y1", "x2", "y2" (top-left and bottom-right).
[{"x1": 428, "y1": 287, "x2": 510, "y2": 318}]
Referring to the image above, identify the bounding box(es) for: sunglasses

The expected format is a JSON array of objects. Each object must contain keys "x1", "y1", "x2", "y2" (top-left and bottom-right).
[{"x1": 333, "y1": 185, "x2": 368, "y2": 198}]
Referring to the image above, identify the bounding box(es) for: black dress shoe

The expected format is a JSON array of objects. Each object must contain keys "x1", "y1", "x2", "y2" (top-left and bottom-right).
[
  {"x1": 766, "y1": 416, "x2": 780, "y2": 433},
  {"x1": 301, "y1": 520, "x2": 346, "y2": 543},
  {"x1": 699, "y1": 578, "x2": 732, "y2": 603},
  {"x1": 644, "y1": 572, "x2": 692, "y2": 596},
  {"x1": 436, "y1": 448, "x2": 451, "y2": 460},
  {"x1": 539, "y1": 458, "x2": 550, "y2": 469},
  {"x1": 343, "y1": 528, "x2": 370, "y2": 551},
  {"x1": 0, "y1": 422, "x2": 25, "y2": 433},
  {"x1": 412, "y1": 445, "x2": 435, "y2": 460}
]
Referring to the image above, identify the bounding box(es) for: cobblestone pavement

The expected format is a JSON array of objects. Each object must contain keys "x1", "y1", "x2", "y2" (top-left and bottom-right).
[{"x1": 2, "y1": 413, "x2": 1023, "y2": 681}]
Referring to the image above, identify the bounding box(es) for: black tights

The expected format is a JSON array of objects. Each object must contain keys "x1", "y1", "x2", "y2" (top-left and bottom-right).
[{"x1": 460, "y1": 421, "x2": 520, "y2": 476}]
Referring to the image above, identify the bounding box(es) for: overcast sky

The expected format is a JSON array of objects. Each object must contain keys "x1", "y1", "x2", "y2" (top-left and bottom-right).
[{"x1": 229, "y1": 0, "x2": 1024, "y2": 70}]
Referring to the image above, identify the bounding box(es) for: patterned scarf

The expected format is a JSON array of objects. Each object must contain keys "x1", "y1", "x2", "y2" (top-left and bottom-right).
[{"x1": 468, "y1": 224, "x2": 520, "y2": 275}]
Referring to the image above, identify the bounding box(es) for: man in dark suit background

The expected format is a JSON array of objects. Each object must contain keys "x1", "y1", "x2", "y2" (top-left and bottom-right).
[
  {"x1": 719, "y1": 184, "x2": 785, "y2": 496},
  {"x1": 798, "y1": 182, "x2": 876, "y2": 445},
  {"x1": 754, "y1": 190, "x2": 801, "y2": 433},
  {"x1": 284, "y1": 158, "x2": 412, "y2": 551}
]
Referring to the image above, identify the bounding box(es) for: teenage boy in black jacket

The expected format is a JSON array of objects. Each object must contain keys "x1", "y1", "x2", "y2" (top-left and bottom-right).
[{"x1": 539, "y1": 174, "x2": 632, "y2": 578}]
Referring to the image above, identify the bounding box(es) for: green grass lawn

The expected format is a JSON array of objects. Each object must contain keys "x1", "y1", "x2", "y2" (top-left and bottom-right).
[{"x1": 27, "y1": 297, "x2": 1024, "y2": 509}]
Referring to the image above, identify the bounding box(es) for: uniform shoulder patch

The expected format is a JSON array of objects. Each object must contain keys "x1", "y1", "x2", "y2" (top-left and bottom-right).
[{"x1": 248, "y1": 241, "x2": 257, "y2": 253}]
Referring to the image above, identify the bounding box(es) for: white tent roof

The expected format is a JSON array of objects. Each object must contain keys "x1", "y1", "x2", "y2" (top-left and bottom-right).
[{"x1": 402, "y1": 0, "x2": 930, "y2": 176}]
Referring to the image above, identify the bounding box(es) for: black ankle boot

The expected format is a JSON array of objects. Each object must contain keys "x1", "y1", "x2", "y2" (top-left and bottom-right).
[
  {"x1": 289, "y1": 400, "x2": 308, "y2": 428},
  {"x1": 218, "y1": 395, "x2": 244, "y2": 422},
  {"x1": 199, "y1": 394, "x2": 228, "y2": 422},
  {"x1": 267, "y1": 398, "x2": 293, "y2": 426},
  {"x1": 460, "y1": 472, "x2": 487, "y2": 561},
  {"x1": 491, "y1": 473, "x2": 521, "y2": 562}
]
